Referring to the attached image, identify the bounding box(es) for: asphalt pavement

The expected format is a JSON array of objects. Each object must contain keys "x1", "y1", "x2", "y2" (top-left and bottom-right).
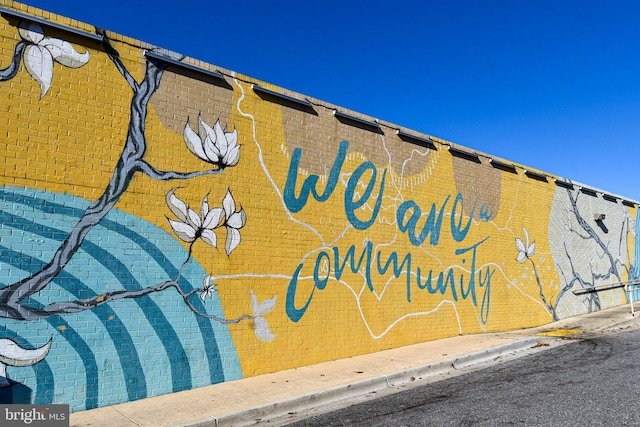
[{"x1": 69, "y1": 304, "x2": 640, "y2": 427}]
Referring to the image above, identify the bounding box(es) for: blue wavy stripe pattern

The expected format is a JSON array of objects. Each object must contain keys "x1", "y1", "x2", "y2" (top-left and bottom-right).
[
  {"x1": 0, "y1": 189, "x2": 228, "y2": 386},
  {"x1": 0, "y1": 187, "x2": 241, "y2": 411},
  {"x1": 0, "y1": 246, "x2": 147, "y2": 402},
  {"x1": 0, "y1": 306, "x2": 99, "y2": 408}
]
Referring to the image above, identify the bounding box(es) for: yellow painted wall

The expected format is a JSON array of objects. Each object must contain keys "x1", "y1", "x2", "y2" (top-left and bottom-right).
[{"x1": 0, "y1": 0, "x2": 636, "y2": 410}]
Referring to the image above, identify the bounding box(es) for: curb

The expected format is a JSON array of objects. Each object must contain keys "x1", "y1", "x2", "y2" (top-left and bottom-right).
[
  {"x1": 594, "y1": 315, "x2": 640, "y2": 333},
  {"x1": 451, "y1": 337, "x2": 543, "y2": 369},
  {"x1": 194, "y1": 337, "x2": 544, "y2": 427}
]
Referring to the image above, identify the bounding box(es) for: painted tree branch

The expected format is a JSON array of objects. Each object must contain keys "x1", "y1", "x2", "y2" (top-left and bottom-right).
[
  {"x1": 565, "y1": 188, "x2": 622, "y2": 284},
  {"x1": 135, "y1": 159, "x2": 224, "y2": 181},
  {"x1": 528, "y1": 257, "x2": 556, "y2": 319},
  {"x1": 0, "y1": 40, "x2": 24, "y2": 81},
  {"x1": 557, "y1": 241, "x2": 600, "y2": 313},
  {"x1": 13, "y1": 277, "x2": 252, "y2": 324},
  {"x1": 0, "y1": 37, "x2": 243, "y2": 322},
  {"x1": 0, "y1": 51, "x2": 163, "y2": 319},
  {"x1": 534, "y1": 187, "x2": 628, "y2": 318}
]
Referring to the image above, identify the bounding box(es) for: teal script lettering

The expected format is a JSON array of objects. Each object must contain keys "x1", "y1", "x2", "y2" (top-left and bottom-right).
[{"x1": 283, "y1": 141, "x2": 495, "y2": 324}]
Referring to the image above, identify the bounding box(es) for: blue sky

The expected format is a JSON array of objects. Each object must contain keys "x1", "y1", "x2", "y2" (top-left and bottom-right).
[{"x1": 18, "y1": 0, "x2": 640, "y2": 200}]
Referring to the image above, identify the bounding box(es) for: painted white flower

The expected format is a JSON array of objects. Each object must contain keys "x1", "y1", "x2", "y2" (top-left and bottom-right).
[
  {"x1": 0, "y1": 338, "x2": 52, "y2": 387},
  {"x1": 166, "y1": 189, "x2": 224, "y2": 248},
  {"x1": 515, "y1": 228, "x2": 536, "y2": 263},
  {"x1": 184, "y1": 116, "x2": 240, "y2": 167},
  {"x1": 250, "y1": 291, "x2": 277, "y2": 342},
  {"x1": 222, "y1": 190, "x2": 247, "y2": 255},
  {"x1": 166, "y1": 189, "x2": 246, "y2": 256},
  {"x1": 200, "y1": 275, "x2": 217, "y2": 302},
  {"x1": 18, "y1": 21, "x2": 90, "y2": 98}
]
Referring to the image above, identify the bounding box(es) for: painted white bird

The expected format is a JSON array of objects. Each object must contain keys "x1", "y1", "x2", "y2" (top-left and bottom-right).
[{"x1": 0, "y1": 338, "x2": 52, "y2": 387}]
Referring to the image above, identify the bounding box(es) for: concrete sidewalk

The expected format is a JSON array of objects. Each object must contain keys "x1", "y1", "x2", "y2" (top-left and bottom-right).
[{"x1": 69, "y1": 304, "x2": 640, "y2": 427}]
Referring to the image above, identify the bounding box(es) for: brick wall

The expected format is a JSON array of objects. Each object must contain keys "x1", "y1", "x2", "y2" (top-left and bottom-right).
[{"x1": 0, "y1": 1, "x2": 637, "y2": 412}]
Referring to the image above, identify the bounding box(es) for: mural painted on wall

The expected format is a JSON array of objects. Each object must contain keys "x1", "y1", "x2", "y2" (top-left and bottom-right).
[
  {"x1": 0, "y1": 5, "x2": 636, "y2": 412},
  {"x1": 282, "y1": 141, "x2": 494, "y2": 326},
  {"x1": 0, "y1": 16, "x2": 273, "y2": 409}
]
